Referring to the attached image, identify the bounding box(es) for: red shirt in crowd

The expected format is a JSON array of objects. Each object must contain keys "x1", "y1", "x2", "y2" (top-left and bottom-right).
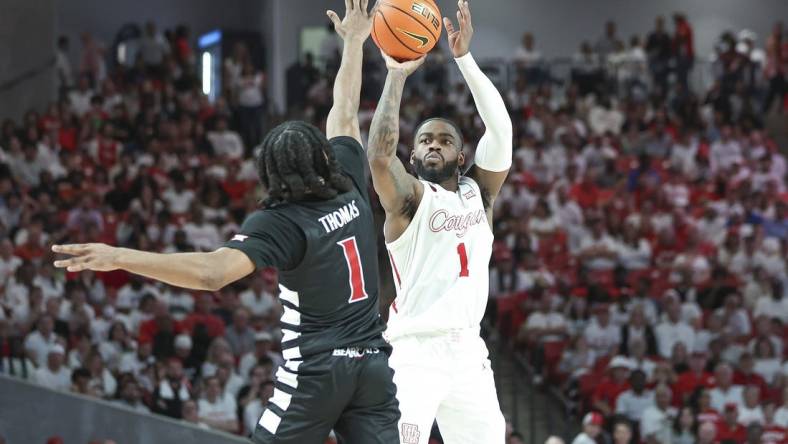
[
  {"x1": 180, "y1": 313, "x2": 226, "y2": 338},
  {"x1": 716, "y1": 421, "x2": 747, "y2": 443},
  {"x1": 762, "y1": 425, "x2": 787, "y2": 444},
  {"x1": 675, "y1": 371, "x2": 715, "y2": 401},
  {"x1": 591, "y1": 378, "x2": 630, "y2": 411},
  {"x1": 734, "y1": 371, "x2": 769, "y2": 398}
]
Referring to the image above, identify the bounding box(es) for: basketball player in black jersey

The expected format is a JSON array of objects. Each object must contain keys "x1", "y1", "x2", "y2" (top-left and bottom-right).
[{"x1": 52, "y1": 1, "x2": 399, "y2": 443}]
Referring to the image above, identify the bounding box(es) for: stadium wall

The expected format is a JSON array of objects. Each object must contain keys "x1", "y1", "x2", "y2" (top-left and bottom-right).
[
  {"x1": 0, "y1": 0, "x2": 56, "y2": 122},
  {"x1": 0, "y1": 375, "x2": 249, "y2": 444}
]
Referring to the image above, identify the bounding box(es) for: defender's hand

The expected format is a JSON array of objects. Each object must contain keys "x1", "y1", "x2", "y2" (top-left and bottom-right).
[
  {"x1": 381, "y1": 51, "x2": 426, "y2": 76},
  {"x1": 327, "y1": 0, "x2": 378, "y2": 42},
  {"x1": 52, "y1": 243, "x2": 122, "y2": 272},
  {"x1": 444, "y1": 0, "x2": 473, "y2": 58}
]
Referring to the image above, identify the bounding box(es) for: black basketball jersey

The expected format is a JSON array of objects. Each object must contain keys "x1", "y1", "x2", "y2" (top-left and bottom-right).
[{"x1": 224, "y1": 137, "x2": 387, "y2": 360}]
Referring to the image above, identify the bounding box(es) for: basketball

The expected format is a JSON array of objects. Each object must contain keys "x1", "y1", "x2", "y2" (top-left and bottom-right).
[{"x1": 372, "y1": 0, "x2": 443, "y2": 61}]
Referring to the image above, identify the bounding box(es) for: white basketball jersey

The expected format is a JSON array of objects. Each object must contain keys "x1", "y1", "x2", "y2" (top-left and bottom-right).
[{"x1": 385, "y1": 176, "x2": 493, "y2": 341}]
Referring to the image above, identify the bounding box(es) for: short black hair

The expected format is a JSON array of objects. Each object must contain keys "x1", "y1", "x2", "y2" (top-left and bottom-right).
[
  {"x1": 414, "y1": 118, "x2": 464, "y2": 149},
  {"x1": 257, "y1": 121, "x2": 352, "y2": 206}
]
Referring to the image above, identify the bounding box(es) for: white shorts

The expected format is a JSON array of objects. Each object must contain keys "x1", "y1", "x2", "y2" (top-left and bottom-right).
[{"x1": 389, "y1": 329, "x2": 505, "y2": 444}]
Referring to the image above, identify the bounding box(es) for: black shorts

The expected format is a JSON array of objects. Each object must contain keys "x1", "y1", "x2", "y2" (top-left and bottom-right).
[{"x1": 251, "y1": 347, "x2": 400, "y2": 444}]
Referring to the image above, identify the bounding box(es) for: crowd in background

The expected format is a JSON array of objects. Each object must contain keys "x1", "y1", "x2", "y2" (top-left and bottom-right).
[{"x1": 0, "y1": 10, "x2": 786, "y2": 444}]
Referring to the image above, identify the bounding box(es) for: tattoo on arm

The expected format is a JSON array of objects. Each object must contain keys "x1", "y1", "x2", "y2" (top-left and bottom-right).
[{"x1": 368, "y1": 72, "x2": 420, "y2": 216}]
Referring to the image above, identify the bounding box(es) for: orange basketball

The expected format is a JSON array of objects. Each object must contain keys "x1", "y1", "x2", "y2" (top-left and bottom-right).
[{"x1": 372, "y1": 0, "x2": 443, "y2": 61}]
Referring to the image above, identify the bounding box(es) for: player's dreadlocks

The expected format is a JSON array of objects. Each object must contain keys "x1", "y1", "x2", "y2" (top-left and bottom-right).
[{"x1": 257, "y1": 121, "x2": 352, "y2": 206}]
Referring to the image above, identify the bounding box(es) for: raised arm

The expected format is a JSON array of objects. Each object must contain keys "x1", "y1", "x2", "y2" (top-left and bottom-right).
[
  {"x1": 445, "y1": 0, "x2": 512, "y2": 207},
  {"x1": 52, "y1": 244, "x2": 254, "y2": 291},
  {"x1": 325, "y1": 0, "x2": 376, "y2": 143},
  {"x1": 367, "y1": 54, "x2": 426, "y2": 242}
]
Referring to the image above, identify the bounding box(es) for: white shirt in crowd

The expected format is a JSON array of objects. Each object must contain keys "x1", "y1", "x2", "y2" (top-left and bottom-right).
[
  {"x1": 0, "y1": 255, "x2": 21, "y2": 284},
  {"x1": 754, "y1": 358, "x2": 782, "y2": 385},
  {"x1": 239, "y1": 289, "x2": 277, "y2": 317},
  {"x1": 655, "y1": 320, "x2": 695, "y2": 358},
  {"x1": 617, "y1": 240, "x2": 652, "y2": 270},
  {"x1": 244, "y1": 399, "x2": 267, "y2": 435},
  {"x1": 207, "y1": 130, "x2": 245, "y2": 160},
  {"x1": 183, "y1": 222, "x2": 221, "y2": 252},
  {"x1": 709, "y1": 385, "x2": 745, "y2": 412},
  {"x1": 571, "y1": 433, "x2": 597, "y2": 444},
  {"x1": 738, "y1": 405, "x2": 765, "y2": 426},
  {"x1": 68, "y1": 89, "x2": 94, "y2": 116},
  {"x1": 525, "y1": 311, "x2": 568, "y2": 343},
  {"x1": 641, "y1": 406, "x2": 677, "y2": 443},
  {"x1": 161, "y1": 188, "x2": 196, "y2": 214},
  {"x1": 579, "y1": 233, "x2": 619, "y2": 270},
  {"x1": 616, "y1": 389, "x2": 655, "y2": 422},
  {"x1": 754, "y1": 297, "x2": 788, "y2": 323},
  {"x1": 776, "y1": 406, "x2": 788, "y2": 427},
  {"x1": 237, "y1": 74, "x2": 264, "y2": 108},
  {"x1": 24, "y1": 331, "x2": 60, "y2": 367},
  {"x1": 198, "y1": 393, "x2": 237, "y2": 423},
  {"x1": 583, "y1": 318, "x2": 621, "y2": 356},
  {"x1": 709, "y1": 139, "x2": 743, "y2": 173},
  {"x1": 33, "y1": 365, "x2": 71, "y2": 391}
]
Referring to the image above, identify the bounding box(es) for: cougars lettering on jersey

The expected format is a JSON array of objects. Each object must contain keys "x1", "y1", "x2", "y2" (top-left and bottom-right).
[{"x1": 385, "y1": 176, "x2": 493, "y2": 340}]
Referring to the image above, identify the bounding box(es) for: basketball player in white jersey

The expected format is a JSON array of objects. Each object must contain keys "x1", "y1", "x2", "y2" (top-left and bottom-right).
[{"x1": 367, "y1": 1, "x2": 512, "y2": 442}]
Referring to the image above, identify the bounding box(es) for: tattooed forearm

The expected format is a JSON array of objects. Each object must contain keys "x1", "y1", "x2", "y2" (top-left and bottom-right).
[{"x1": 368, "y1": 71, "x2": 407, "y2": 161}]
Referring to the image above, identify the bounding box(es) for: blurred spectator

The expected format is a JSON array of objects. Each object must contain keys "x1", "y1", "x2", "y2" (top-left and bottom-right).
[
  {"x1": 152, "y1": 358, "x2": 192, "y2": 418},
  {"x1": 646, "y1": 17, "x2": 672, "y2": 94},
  {"x1": 717, "y1": 403, "x2": 748, "y2": 443},
  {"x1": 24, "y1": 314, "x2": 59, "y2": 366},
  {"x1": 114, "y1": 377, "x2": 150, "y2": 414},
  {"x1": 655, "y1": 298, "x2": 694, "y2": 358},
  {"x1": 592, "y1": 356, "x2": 632, "y2": 416},
  {"x1": 239, "y1": 331, "x2": 283, "y2": 379},
  {"x1": 234, "y1": 61, "x2": 266, "y2": 149},
  {"x1": 242, "y1": 379, "x2": 274, "y2": 435},
  {"x1": 139, "y1": 22, "x2": 169, "y2": 74},
  {"x1": 674, "y1": 351, "x2": 713, "y2": 404},
  {"x1": 239, "y1": 273, "x2": 277, "y2": 317},
  {"x1": 615, "y1": 369, "x2": 654, "y2": 425},
  {"x1": 32, "y1": 345, "x2": 70, "y2": 391},
  {"x1": 224, "y1": 307, "x2": 255, "y2": 358},
  {"x1": 673, "y1": 13, "x2": 695, "y2": 92},
  {"x1": 55, "y1": 36, "x2": 74, "y2": 95},
  {"x1": 198, "y1": 375, "x2": 238, "y2": 433},
  {"x1": 611, "y1": 420, "x2": 633, "y2": 444},
  {"x1": 207, "y1": 117, "x2": 244, "y2": 161},
  {"x1": 762, "y1": 22, "x2": 785, "y2": 113},
  {"x1": 672, "y1": 406, "x2": 697, "y2": 444},
  {"x1": 738, "y1": 385, "x2": 766, "y2": 426},
  {"x1": 571, "y1": 412, "x2": 604, "y2": 444},
  {"x1": 181, "y1": 399, "x2": 210, "y2": 430},
  {"x1": 584, "y1": 305, "x2": 620, "y2": 357},
  {"x1": 640, "y1": 384, "x2": 676, "y2": 444},
  {"x1": 697, "y1": 421, "x2": 718, "y2": 444},
  {"x1": 710, "y1": 363, "x2": 745, "y2": 412}
]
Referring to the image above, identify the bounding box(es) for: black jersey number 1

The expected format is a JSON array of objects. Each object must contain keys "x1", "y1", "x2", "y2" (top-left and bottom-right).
[{"x1": 338, "y1": 237, "x2": 369, "y2": 303}]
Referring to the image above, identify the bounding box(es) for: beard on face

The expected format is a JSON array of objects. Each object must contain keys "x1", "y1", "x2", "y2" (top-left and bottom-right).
[{"x1": 414, "y1": 155, "x2": 459, "y2": 183}]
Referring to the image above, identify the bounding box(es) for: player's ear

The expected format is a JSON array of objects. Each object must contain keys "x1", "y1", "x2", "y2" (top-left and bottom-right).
[
  {"x1": 458, "y1": 151, "x2": 466, "y2": 167},
  {"x1": 409, "y1": 150, "x2": 415, "y2": 165}
]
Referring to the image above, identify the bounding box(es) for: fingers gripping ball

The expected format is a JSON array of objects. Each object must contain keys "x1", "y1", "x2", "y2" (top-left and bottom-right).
[{"x1": 372, "y1": 0, "x2": 442, "y2": 61}]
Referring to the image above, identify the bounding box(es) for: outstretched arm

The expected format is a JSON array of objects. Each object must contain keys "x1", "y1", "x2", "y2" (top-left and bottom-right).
[
  {"x1": 367, "y1": 54, "x2": 426, "y2": 242},
  {"x1": 445, "y1": 0, "x2": 512, "y2": 208},
  {"x1": 52, "y1": 244, "x2": 254, "y2": 291},
  {"x1": 325, "y1": 0, "x2": 376, "y2": 143}
]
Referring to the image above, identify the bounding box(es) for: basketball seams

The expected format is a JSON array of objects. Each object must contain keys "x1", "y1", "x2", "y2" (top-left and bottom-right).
[
  {"x1": 376, "y1": 8, "x2": 425, "y2": 57},
  {"x1": 382, "y1": 2, "x2": 440, "y2": 42}
]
